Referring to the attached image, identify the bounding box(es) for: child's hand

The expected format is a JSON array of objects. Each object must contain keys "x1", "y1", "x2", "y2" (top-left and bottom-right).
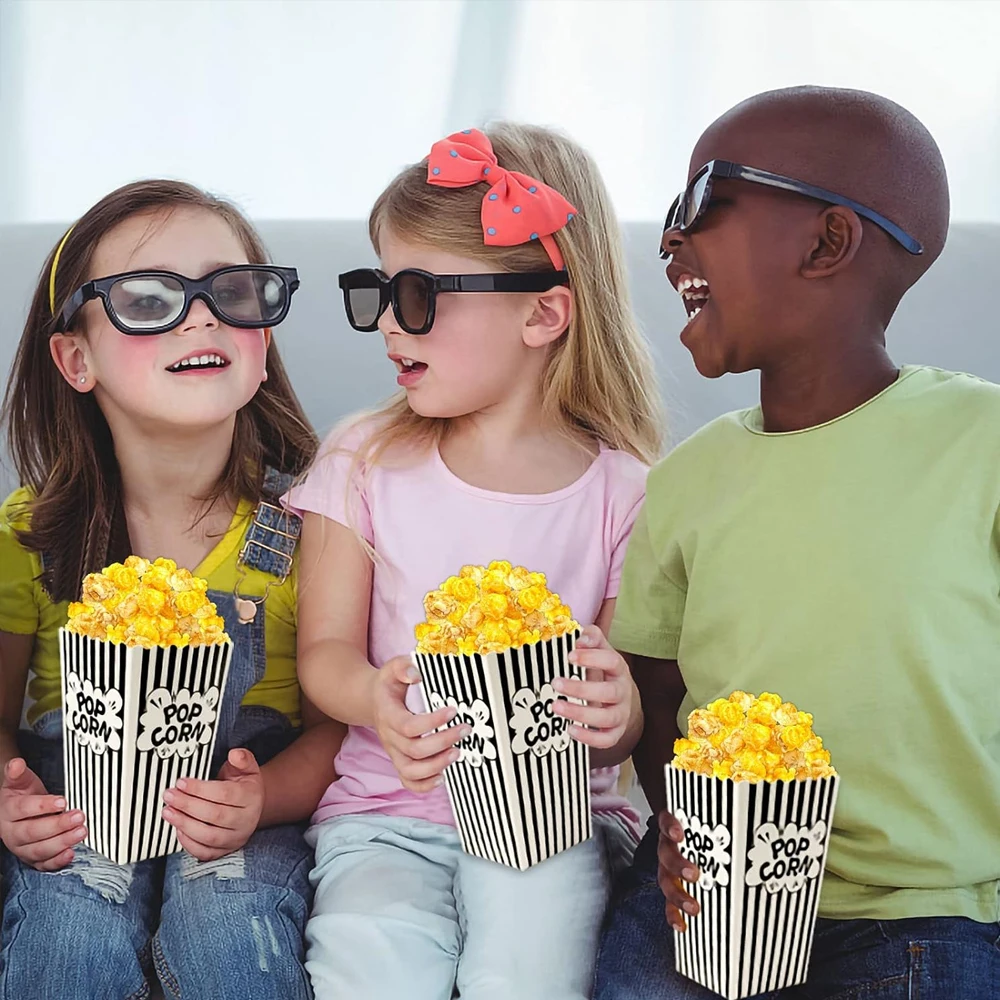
[
  {"x1": 0, "y1": 758, "x2": 86, "y2": 870},
  {"x1": 551, "y1": 625, "x2": 635, "y2": 749},
  {"x1": 372, "y1": 655, "x2": 468, "y2": 794},
  {"x1": 162, "y1": 749, "x2": 264, "y2": 861},
  {"x1": 656, "y1": 808, "x2": 700, "y2": 932}
]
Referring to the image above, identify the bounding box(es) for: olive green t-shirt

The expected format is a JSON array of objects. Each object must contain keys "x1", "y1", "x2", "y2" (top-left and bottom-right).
[{"x1": 612, "y1": 366, "x2": 1000, "y2": 922}]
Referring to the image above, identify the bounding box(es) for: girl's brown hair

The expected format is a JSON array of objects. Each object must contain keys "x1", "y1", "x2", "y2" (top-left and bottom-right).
[
  {"x1": 2, "y1": 179, "x2": 318, "y2": 602},
  {"x1": 352, "y1": 121, "x2": 663, "y2": 472}
]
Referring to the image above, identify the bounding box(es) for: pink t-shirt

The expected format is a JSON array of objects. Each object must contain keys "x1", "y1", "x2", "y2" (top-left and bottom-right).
[{"x1": 287, "y1": 419, "x2": 648, "y2": 832}]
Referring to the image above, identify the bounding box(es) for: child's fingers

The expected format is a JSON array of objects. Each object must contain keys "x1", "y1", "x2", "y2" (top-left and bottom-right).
[
  {"x1": 398, "y1": 705, "x2": 458, "y2": 740},
  {"x1": 162, "y1": 788, "x2": 241, "y2": 828},
  {"x1": 567, "y1": 647, "x2": 622, "y2": 674},
  {"x1": 7, "y1": 810, "x2": 84, "y2": 848},
  {"x1": 567, "y1": 723, "x2": 623, "y2": 749},
  {"x1": 665, "y1": 901, "x2": 688, "y2": 933},
  {"x1": 552, "y1": 677, "x2": 620, "y2": 705},
  {"x1": 17, "y1": 822, "x2": 88, "y2": 867},
  {"x1": 4, "y1": 793, "x2": 68, "y2": 823},
  {"x1": 555, "y1": 699, "x2": 623, "y2": 731},
  {"x1": 174, "y1": 828, "x2": 228, "y2": 863},
  {"x1": 34, "y1": 847, "x2": 77, "y2": 872},
  {"x1": 162, "y1": 807, "x2": 236, "y2": 848},
  {"x1": 658, "y1": 809, "x2": 685, "y2": 844},
  {"x1": 392, "y1": 745, "x2": 460, "y2": 783},
  {"x1": 658, "y1": 865, "x2": 700, "y2": 921},
  {"x1": 574, "y1": 624, "x2": 610, "y2": 650},
  {"x1": 170, "y1": 778, "x2": 249, "y2": 807},
  {"x1": 394, "y1": 725, "x2": 469, "y2": 762}
]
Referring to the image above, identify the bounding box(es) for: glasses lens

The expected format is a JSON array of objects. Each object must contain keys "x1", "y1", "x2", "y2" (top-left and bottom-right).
[
  {"x1": 109, "y1": 275, "x2": 185, "y2": 330},
  {"x1": 343, "y1": 271, "x2": 383, "y2": 329},
  {"x1": 206, "y1": 268, "x2": 275, "y2": 325},
  {"x1": 395, "y1": 272, "x2": 432, "y2": 332},
  {"x1": 664, "y1": 195, "x2": 681, "y2": 231},
  {"x1": 685, "y1": 172, "x2": 710, "y2": 227}
]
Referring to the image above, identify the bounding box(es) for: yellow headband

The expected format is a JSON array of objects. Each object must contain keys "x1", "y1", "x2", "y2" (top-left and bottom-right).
[{"x1": 48, "y1": 225, "x2": 75, "y2": 319}]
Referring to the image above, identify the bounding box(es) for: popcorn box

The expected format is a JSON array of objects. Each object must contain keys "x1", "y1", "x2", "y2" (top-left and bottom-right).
[
  {"x1": 414, "y1": 630, "x2": 590, "y2": 870},
  {"x1": 665, "y1": 765, "x2": 840, "y2": 1000},
  {"x1": 59, "y1": 629, "x2": 233, "y2": 865}
]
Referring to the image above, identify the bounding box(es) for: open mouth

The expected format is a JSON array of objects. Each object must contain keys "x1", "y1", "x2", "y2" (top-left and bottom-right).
[
  {"x1": 677, "y1": 275, "x2": 711, "y2": 320},
  {"x1": 166, "y1": 352, "x2": 230, "y2": 373},
  {"x1": 393, "y1": 356, "x2": 429, "y2": 376}
]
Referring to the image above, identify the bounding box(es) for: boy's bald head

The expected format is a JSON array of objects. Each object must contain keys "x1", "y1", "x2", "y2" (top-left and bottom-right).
[{"x1": 693, "y1": 86, "x2": 949, "y2": 281}]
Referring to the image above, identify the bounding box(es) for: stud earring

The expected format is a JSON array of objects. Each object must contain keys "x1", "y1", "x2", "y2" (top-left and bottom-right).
[{"x1": 78, "y1": 376, "x2": 87, "y2": 384}]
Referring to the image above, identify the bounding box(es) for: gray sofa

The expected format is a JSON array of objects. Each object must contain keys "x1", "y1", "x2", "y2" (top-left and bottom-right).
[{"x1": 2, "y1": 220, "x2": 997, "y2": 495}]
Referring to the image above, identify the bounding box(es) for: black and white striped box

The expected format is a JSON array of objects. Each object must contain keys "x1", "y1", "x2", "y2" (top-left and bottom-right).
[
  {"x1": 665, "y1": 765, "x2": 840, "y2": 999},
  {"x1": 414, "y1": 630, "x2": 590, "y2": 870},
  {"x1": 59, "y1": 629, "x2": 233, "y2": 865}
]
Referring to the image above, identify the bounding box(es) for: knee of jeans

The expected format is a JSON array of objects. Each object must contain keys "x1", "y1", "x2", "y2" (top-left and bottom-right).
[{"x1": 1, "y1": 868, "x2": 144, "y2": 995}]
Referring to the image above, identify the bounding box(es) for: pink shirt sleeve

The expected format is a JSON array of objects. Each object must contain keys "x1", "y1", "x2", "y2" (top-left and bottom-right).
[
  {"x1": 604, "y1": 455, "x2": 649, "y2": 601},
  {"x1": 284, "y1": 420, "x2": 374, "y2": 545}
]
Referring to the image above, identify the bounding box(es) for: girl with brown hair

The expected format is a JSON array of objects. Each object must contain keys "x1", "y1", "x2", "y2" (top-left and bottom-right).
[{"x1": 0, "y1": 180, "x2": 343, "y2": 998}]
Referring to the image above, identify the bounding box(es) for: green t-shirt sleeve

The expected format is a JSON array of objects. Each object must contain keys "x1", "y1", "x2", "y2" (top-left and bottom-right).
[
  {"x1": 0, "y1": 495, "x2": 40, "y2": 635},
  {"x1": 608, "y1": 498, "x2": 687, "y2": 659}
]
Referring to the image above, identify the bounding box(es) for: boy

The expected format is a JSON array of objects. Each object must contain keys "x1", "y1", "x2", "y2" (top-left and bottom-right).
[{"x1": 595, "y1": 86, "x2": 1000, "y2": 999}]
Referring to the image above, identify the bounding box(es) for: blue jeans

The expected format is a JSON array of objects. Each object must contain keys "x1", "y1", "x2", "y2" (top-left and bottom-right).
[
  {"x1": 0, "y1": 588, "x2": 314, "y2": 1000},
  {"x1": 594, "y1": 820, "x2": 1000, "y2": 1000}
]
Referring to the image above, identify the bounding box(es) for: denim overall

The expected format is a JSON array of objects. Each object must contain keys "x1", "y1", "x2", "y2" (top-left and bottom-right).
[{"x1": 0, "y1": 471, "x2": 314, "y2": 1000}]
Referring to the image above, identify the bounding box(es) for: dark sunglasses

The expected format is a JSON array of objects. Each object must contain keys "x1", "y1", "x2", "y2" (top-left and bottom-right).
[
  {"x1": 59, "y1": 265, "x2": 300, "y2": 335},
  {"x1": 660, "y1": 159, "x2": 923, "y2": 259},
  {"x1": 339, "y1": 267, "x2": 570, "y2": 336}
]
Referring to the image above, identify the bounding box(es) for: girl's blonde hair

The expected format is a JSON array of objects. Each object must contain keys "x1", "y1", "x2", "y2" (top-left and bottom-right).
[{"x1": 354, "y1": 121, "x2": 663, "y2": 468}]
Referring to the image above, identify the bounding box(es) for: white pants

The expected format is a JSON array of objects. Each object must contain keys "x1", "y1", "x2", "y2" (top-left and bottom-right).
[{"x1": 305, "y1": 813, "x2": 634, "y2": 1000}]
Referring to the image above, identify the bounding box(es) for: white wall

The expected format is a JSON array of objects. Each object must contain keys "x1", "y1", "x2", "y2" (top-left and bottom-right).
[{"x1": 1, "y1": 0, "x2": 999, "y2": 225}]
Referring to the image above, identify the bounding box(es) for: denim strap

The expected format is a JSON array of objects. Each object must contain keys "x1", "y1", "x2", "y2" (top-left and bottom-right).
[{"x1": 236, "y1": 468, "x2": 301, "y2": 582}]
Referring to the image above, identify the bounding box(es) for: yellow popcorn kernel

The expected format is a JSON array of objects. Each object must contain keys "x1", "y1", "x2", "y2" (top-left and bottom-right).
[
  {"x1": 443, "y1": 576, "x2": 478, "y2": 604},
  {"x1": 414, "y1": 564, "x2": 578, "y2": 655},
  {"x1": 175, "y1": 590, "x2": 204, "y2": 617},
  {"x1": 415, "y1": 623, "x2": 437, "y2": 642},
  {"x1": 712, "y1": 759, "x2": 734, "y2": 780},
  {"x1": 137, "y1": 587, "x2": 167, "y2": 617},
  {"x1": 66, "y1": 558, "x2": 227, "y2": 646},
  {"x1": 774, "y1": 702, "x2": 800, "y2": 727},
  {"x1": 516, "y1": 585, "x2": 547, "y2": 613},
  {"x1": 671, "y1": 691, "x2": 835, "y2": 782},
  {"x1": 105, "y1": 563, "x2": 138, "y2": 591},
  {"x1": 712, "y1": 700, "x2": 745, "y2": 728},
  {"x1": 780, "y1": 724, "x2": 811, "y2": 750},
  {"x1": 747, "y1": 701, "x2": 777, "y2": 726},
  {"x1": 743, "y1": 722, "x2": 773, "y2": 751},
  {"x1": 481, "y1": 593, "x2": 509, "y2": 621},
  {"x1": 423, "y1": 591, "x2": 456, "y2": 622},
  {"x1": 481, "y1": 569, "x2": 509, "y2": 594}
]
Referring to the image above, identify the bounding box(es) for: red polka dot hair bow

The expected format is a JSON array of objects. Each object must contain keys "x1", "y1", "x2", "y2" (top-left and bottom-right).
[{"x1": 426, "y1": 128, "x2": 578, "y2": 271}]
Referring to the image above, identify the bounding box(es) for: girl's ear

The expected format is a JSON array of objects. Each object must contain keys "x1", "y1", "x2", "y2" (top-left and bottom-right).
[
  {"x1": 522, "y1": 284, "x2": 573, "y2": 349},
  {"x1": 49, "y1": 333, "x2": 94, "y2": 392}
]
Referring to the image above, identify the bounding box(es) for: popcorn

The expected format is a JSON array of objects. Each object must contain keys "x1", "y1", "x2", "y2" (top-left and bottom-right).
[
  {"x1": 672, "y1": 691, "x2": 836, "y2": 783},
  {"x1": 66, "y1": 557, "x2": 229, "y2": 648},
  {"x1": 414, "y1": 562, "x2": 579, "y2": 656}
]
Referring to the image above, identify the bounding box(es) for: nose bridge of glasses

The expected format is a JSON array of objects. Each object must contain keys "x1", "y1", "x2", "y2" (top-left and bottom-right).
[{"x1": 180, "y1": 289, "x2": 219, "y2": 330}]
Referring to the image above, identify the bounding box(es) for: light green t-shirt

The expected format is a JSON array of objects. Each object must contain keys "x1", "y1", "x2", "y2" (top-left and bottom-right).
[{"x1": 612, "y1": 365, "x2": 1000, "y2": 923}]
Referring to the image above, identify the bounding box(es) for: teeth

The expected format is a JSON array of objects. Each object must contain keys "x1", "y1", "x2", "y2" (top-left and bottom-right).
[
  {"x1": 169, "y1": 353, "x2": 226, "y2": 371},
  {"x1": 402, "y1": 358, "x2": 414, "y2": 366},
  {"x1": 690, "y1": 307, "x2": 702, "y2": 318}
]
